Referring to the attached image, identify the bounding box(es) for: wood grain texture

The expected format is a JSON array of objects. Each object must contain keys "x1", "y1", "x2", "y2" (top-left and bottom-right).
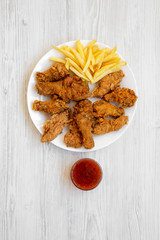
[{"x1": 0, "y1": 0, "x2": 160, "y2": 239}]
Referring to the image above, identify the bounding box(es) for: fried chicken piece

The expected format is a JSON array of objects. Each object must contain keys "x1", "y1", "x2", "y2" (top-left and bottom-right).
[
  {"x1": 91, "y1": 70, "x2": 125, "y2": 98},
  {"x1": 32, "y1": 98, "x2": 69, "y2": 115},
  {"x1": 41, "y1": 110, "x2": 70, "y2": 143},
  {"x1": 74, "y1": 100, "x2": 94, "y2": 149},
  {"x1": 36, "y1": 63, "x2": 69, "y2": 82},
  {"x1": 93, "y1": 100, "x2": 125, "y2": 118},
  {"x1": 36, "y1": 76, "x2": 90, "y2": 103},
  {"x1": 64, "y1": 120, "x2": 83, "y2": 148},
  {"x1": 104, "y1": 88, "x2": 138, "y2": 108},
  {"x1": 93, "y1": 116, "x2": 128, "y2": 135}
]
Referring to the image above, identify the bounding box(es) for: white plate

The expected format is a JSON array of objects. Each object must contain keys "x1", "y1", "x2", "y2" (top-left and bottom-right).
[{"x1": 27, "y1": 40, "x2": 138, "y2": 152}]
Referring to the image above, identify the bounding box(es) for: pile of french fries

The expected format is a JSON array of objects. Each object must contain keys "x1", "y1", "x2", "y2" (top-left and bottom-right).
[{"x1": 50, "y1": 40, "x2": 126, "y2": 84}]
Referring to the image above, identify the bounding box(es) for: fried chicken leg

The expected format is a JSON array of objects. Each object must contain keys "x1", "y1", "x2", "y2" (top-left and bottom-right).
[
  {"x1": 36, "y1": 63, "x2": 69, "y2": 82},
  {"x1": 36, "y1": 76, "x2": 90, "y2": 103},
  {"x1": 104, "y1": 88, "x2": 138, "y2": 108},
  {"x1": 93, "y1": 100, "x2": 125, "y2": 118},
  {"x1": 93, "y1": 116, "x2": 128, "y2": 135},
  {"x1": 74, "y1": 100, "x2": 94, "y2": 149},
  {"x1": 41, "y1": 110, "x2": 70, "y2": 143},
  {"x1": 91, "y1": 70, "x2": 125, "y2": 98},
  {"x1": 32, "y1": 98, "x2": 69, "y2": 115}
]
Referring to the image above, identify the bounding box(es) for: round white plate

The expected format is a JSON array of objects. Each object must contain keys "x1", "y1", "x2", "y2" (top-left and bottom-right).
[{"x1": 27, "y1": 40, "x2": 138, "y2": 152}]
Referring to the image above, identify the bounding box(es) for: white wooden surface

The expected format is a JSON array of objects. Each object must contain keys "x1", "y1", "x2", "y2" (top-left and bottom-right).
[{"x1": 0, "y1": 0, "x2": 160, "y2": 239}]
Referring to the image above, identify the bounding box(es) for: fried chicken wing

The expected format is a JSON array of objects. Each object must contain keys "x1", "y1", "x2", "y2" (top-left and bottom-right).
[
  {"x1": 93, "y1": 116, "x2": 128, "y2": 135},
  {"x1": 36, "y1": 63, "x2": 69, "y2": 82},
  {"x1": 41, "y1": 110, "x2": 70, "y2": 143},
  {"x1": 32, "y1": 98, "x2": 69, "y2": 115},
  {"x1": 91, "y1": 70, "x2": 125, "y2": 98},
  {"x1": 93, "y1": 100, "x2": 125, "y2": 118},
  {"x1": 64, "y1": 120, "x2": 83, "y2": 148},
  {"x1": 74, "y1": 100, "x2": 94, "y2": 149},
  {"x1": 36, "y1": 76, "x2": 90, "y2": 103},
  {"x1": 104, "y1": 88, "x2": 138, "y2": 108}
]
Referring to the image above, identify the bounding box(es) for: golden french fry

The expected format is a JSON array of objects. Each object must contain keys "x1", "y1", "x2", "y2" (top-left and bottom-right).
[
  {"x1": 89, "y1": 64, "x2": 94, "y2": 72},
  {"x1": 96, "y1": 51, "x2": 105, "y2": 70},
  {"x1": 85, "y1": 40, "x2": 97, "y2": 49},
  {"x1": 95, "y1": 49, "x2": 106, "y2": 65},
  {"x1": 66, "y1": 58, "x2": 83, "y2": 73},
  {"x1": 70, "y1": 47, "x2": 85, "y2": 68},
  {"x1": 94, "y1": 63, "x2": 116, "y2": 78},
  {"x1": 70, "y1": 66, "x2": 89, "y2": 81},
  {"x1": 76, "y1": 40, "x2": 85, "y2": 60},
  {"x1": 65, "y1": 59, "x2": 70, "y2": 70},
  {"x1": 92, "y1": 45, "x2": 99, "y2": 53},
  {"x1": 84, "y1": 69, "x2": 93, "y2": 81},
  {"x1": 102, "y1": 57, "x2": 120, "y2": 66},
  {"x1": 52, "y1": 45, "x2": 76, "y2": 61},
  {"x1": 83, "y1": 48, "x2": 92, "y2": 72},
  {"x1": 103, "y1": 45, "x2": 117, "y2": 62},
  {"x1": 49, "y1": 57, "x2": 66, "y2": 64},
  {"x1": 94, "y1": 50, "x2": 102, "y2": 58},
  {"x1": 60, "y1": 45, "x2": 70, "y2": 51}
]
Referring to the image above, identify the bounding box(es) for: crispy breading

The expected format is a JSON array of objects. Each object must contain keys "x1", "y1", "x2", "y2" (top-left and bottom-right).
[
  {"x1": 74, "y1": 100, "x2": 94, "y2": 149},
  {"x1": 36, "y1": 76, "x2": 90, "y2": 103},
  {"x1": 93, "y1": 116, "x2": 128, "y2": 135},
  {"x1": 36, "y1": 63, "x2": 69, "y2": 82},
  {"x1": 41, "y1": 110, "x2": 70, "y2": 143},
  {"x1": 93, "y1": 100, "x2": 124, "y2": 118},
  {"x1": 32, "y1": 98, "x2": 69, "y2": 115},
  {"x1": 104, "y1": 87, "x2": 138, "y2": 108},
  {"x1": 91, "y1": 70, "x2": 125, "y2": 98},
  {"x1": 64, "y1": 120, "x2": 83, "y2": 148}
]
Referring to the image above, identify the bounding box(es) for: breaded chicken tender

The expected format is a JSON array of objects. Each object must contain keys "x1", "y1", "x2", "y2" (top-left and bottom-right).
[
  {"x1": 41, "y1": 110, "x2": 70, "y2": 143},
  {"x1": 74, "y1": 100, "x2": 94, "y2": 149},
  {"x1": 104, "y1": 88, "x2": 137, "y2": 108}
]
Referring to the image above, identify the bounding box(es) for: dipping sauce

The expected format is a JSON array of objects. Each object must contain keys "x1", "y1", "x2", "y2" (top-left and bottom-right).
[{"x1": 71, "y1": 158, "x2": 102, "y2": 190}]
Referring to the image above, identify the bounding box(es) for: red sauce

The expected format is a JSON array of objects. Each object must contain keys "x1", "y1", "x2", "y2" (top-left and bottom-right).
[{"x1": 71, "y1": 158, "x2": 102, "y2": 190}]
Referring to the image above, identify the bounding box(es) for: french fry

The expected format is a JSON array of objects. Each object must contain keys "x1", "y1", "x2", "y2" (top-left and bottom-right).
[
  {"x1": 94, "y1": 63, "x2": 116, "y2": 78},
  {"x1": 60, "y1": 45, "x2": 70, "y2": 51},
  {"x1": 66, "y1": 58, "x2": 83, "y2": 74},
  {"x1": 70, "y1": 66, "x2": 89, "y2": 81},
  {"x1": 96, "y1": 51, "x2": 105, "y2": 70},
  {"x1": 89, "y1": 64, "x2": 94, "y2": 72},
  {"x1": 49, "y1": 57, "x2": 66, "y2": 64},
  {"x1": 95, "y1": 49, "x2": 105, "y2": 65},
  {"x1": 52, "y1": 45, "x2": 76, "y2": 61},
  {"x1": 84, "y1": 68, "x2": 93, "y2": 81},
  {"x1": 102, "y1": 57, "x2": 120, "y2": 66},
  {"x1": 85, "y1": 40, "x2": 97, "y2": 48},
  {"x1": 65, "y1": 59, "x2": 70, "y2": 70},
  {"x1": 83, "y1": 48, "x2": 92, "y2": 72},
  {"x1": 92, "y1": 45, "x2": 99, "y2": 53},
  {"x1": 70, "y1": 47, "x2": 85, "y2": 68},
  {"x1": 103, "y1": 45, "x2": 117, "y2": 62},
  {"x1": 76, "y1": 40, "x2": 85, "y2": 60}
]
